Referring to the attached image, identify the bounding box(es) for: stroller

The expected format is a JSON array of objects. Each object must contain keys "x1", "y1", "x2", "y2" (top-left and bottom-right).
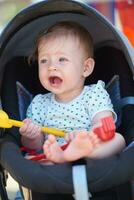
[{"x1": 0, "y1": 0, "x2": 134, "y2": 199}]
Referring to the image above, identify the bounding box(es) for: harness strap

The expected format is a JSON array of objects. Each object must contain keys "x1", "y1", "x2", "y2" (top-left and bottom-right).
[{"x1": 72, "y1": 165, "x2": 91, "y2": 200}]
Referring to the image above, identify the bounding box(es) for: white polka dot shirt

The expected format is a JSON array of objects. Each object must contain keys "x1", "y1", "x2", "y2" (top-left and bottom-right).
[{"x1": 26, "y1": 80, "x2": 116, "y2": 145}]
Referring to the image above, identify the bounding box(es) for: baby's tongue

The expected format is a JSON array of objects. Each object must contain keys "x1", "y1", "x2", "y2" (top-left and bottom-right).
[{"x1": 49, "y1": 76, "x2": 62, "y2": 85}]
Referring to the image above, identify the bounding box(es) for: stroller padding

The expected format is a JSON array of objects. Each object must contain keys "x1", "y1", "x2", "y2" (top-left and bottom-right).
[{"x1": 1, "y1": 136, "x2": 134, "y2": 195}]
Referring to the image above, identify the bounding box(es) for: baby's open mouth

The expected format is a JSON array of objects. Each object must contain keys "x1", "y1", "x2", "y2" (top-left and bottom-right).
[{"x1": 49, "y1": 76, "x2": 63, "y2": 86}]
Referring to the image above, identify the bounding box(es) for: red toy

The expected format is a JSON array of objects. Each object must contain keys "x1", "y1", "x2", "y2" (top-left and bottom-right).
[
  {"x1": 93, "y1": 116, "x2": 116, "y2": 141},
  {"x1": 21, "y1": 116, "x2": 116, "y2": 161}
]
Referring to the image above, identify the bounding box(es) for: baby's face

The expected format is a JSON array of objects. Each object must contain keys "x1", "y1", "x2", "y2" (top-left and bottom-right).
[{"x1": 38, "y1": 35, "x2": 93, "y2": 102}]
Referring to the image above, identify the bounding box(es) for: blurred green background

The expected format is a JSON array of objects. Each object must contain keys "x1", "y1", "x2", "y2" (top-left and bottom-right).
[{"x1": 0, "y1": 0, "x2": 34, "y2": 32}]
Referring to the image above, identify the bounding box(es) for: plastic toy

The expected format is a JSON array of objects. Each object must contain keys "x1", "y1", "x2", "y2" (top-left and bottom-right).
[
  {"x1": 29, "y1": 116, "x2": 115, "y2": 161},
  {"x1": 0, "y1": 109, "x2": 115, "y2": 162},
  {"x1": 0, "y1": 110, "x2": 65, "y2": 137},
  {"x1": 0, "y1": 110, "x2": 115, "y2": 141},
  {"x1": 94, "y1": 116, "x2": 115, "y2": 141},
  {"x1": 0, "y1": 110, "x2": 116, "y2": 161}
]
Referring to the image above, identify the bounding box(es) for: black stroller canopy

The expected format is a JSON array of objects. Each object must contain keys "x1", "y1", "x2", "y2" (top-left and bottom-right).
[
  {"x1": 1, "y1": 1, "x2": 134, "y2": 200},
  {"x1": 0, "y1": 0, "x2": 134, "y2": 71}
]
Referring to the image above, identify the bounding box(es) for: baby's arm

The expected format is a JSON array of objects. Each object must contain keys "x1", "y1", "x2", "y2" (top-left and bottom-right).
[
  {"x1": 89, "y1": 111, "x2": 126, "y2": 158},
  {"x1": 88, "y1": 132, "x2": 125, "y2": 159},
  {"x1": 19, "y1": 118, "x2": 44, "y2": 150}
]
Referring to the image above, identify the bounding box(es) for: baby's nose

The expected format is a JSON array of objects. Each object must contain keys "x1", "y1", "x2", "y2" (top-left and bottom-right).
[{"x1": 48, "y1": 65, "x2": 57, "y2": 71}]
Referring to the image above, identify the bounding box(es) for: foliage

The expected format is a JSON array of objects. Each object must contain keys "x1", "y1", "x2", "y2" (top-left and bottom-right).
[{"x1": 0, "y1": 0, "x2": 31, "y2": 31}]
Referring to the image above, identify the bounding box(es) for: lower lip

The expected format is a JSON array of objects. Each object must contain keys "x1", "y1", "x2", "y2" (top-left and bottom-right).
[
  {"x1": 49, "y1": 77, "x2": 63, "y2": 88},
  {"x1": 50, "y1": 82, "x2": 61, "y2": 88}
]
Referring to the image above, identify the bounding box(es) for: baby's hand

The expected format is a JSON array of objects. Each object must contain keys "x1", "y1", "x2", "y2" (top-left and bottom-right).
[{"x1": 19, "y1": 118, "x2": 42, "y2": 139}]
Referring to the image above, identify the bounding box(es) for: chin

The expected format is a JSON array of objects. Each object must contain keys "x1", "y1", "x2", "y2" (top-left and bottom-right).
[{"x1": 49, "y1": 87, "x2": 62, "y2": 94}]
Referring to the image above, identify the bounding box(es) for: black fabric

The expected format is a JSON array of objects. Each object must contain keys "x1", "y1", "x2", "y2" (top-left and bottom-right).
[
  {"x1": 31, "y1": 190, "x2": 120, "y2": 200},
  {"x1": 31, "y1": 193, "x2": 74, "y2": 200},
  {"x1": 0, "y1": 136, "x2": 134, "y2": 198},
  {"x1": 88, "y1": 47, "x2": 134, "y2": 98},
  {"x1": 1, "y1": 57, "x2": 44, "y2": 144},
  {"x1": 0, "y1": 165, "x2": 8, "y2": 200}
]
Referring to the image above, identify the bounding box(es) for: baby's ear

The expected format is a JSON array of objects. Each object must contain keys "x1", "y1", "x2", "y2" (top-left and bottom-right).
[{"x1": 83, "y1": 58, "x2": 95, "y2": 77}]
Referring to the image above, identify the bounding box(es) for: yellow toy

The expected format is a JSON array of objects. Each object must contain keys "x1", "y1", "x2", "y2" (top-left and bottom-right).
[{"x1": 0, "y1": 110, "x2": 65, "y2": 137}]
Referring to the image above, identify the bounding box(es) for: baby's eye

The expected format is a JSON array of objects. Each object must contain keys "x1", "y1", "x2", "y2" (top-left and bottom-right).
[
  {"x1": 40, "y1": 58, "x2": 48, "y2": 64},
  {"x1": 59, "y1": 57, "x2": 68, "y2": 62}
]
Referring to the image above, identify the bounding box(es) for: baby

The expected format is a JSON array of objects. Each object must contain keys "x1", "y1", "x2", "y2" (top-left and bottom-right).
[{"x1": 20, "y1": 21, "x2": 125, "y2": 163}]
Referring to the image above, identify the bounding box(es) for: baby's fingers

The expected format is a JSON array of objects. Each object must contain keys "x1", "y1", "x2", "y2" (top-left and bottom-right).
[
  {"x1": 19, "y1": 119, "x2": 41, "y2": 139},
  {"x1": 19, "y1": 118, "x2": 32, "y2": 135},
  {"x1": 24, "y1": 123, "x2": 40, "y2": 139},
  {"x1": 29, "y1": 125, "x2": 41, "y2": 139}
]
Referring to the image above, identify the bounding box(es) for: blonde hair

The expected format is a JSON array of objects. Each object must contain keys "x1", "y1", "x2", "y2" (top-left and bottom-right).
[{"x1": 29, "y1": 21, "x2": 94, "y2": 63}]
